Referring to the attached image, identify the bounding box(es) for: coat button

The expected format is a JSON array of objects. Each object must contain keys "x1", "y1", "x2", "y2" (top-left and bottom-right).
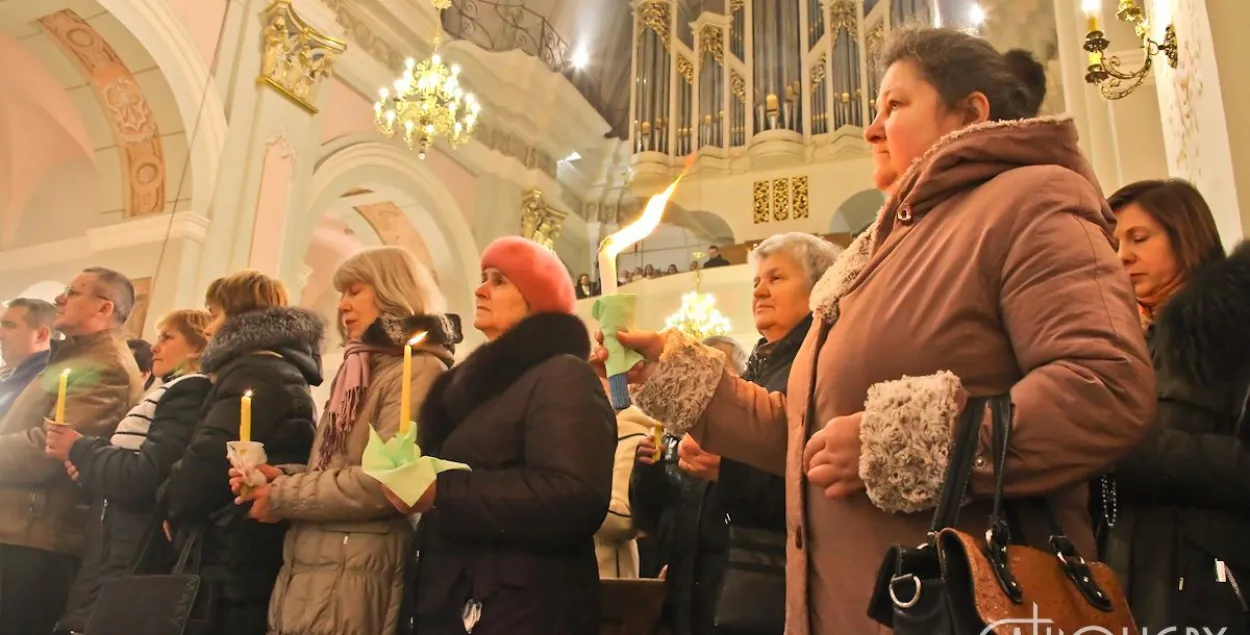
[
  {"x1": 974, "y1": 456, "x2": 987, "y2": 469},
  {"x1": 795, "y1": 526, "x2": 804, "y2": 550}
]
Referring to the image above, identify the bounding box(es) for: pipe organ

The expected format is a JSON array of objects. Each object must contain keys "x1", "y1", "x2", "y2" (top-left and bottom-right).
[{"x1": 630, "y1": 0, "x2": 934, "y2": 164}]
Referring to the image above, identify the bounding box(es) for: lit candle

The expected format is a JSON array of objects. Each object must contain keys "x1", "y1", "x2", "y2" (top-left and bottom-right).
[
  {"x1": 399, "y1": 332, "x2": 427, "y2": 435},
  {"x1": 240, "y1": 390, "x2": 253, "y2": 442},
  {"x1": 597, "y1": 156, "x2": 694, "y2": 296},
  {"x1": 54, "y1": 369, "x2": 70, "y2": 424},
  {"x1": 1082, "y1": 0, "x2": 1100, "y2": 31}
]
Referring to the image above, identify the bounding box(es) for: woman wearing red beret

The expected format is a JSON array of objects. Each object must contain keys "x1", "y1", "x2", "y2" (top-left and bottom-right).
[{"x1": 388, "y1": 236, "x2": 616, "y2": 635}]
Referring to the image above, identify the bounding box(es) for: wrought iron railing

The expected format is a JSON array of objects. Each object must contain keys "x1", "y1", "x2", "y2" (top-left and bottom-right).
[{"x1": 442, "y1": 0, "x2": 629, "y2": 138}]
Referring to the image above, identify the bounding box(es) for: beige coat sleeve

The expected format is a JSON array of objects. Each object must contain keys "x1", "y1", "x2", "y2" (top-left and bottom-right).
[
  {"x1": 268, "y1": 353, "x2": 446, "y2": 522},
  {"x1": 0, "y1": 360, "x2": 135, "y2": 484},
  {"x1": 632, "y1": 330, "x2": 789, "y2": 477},
  {"x1": 598, "y1": 416, "x2": 648, "y2": 544}
]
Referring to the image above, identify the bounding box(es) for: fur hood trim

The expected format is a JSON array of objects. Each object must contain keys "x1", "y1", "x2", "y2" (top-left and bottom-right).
[
  {"x1": 417, "y1": 312, "x2": 590, "y2": 451},
  {"x1": 362, "y1": 313, "x2": 463, "y2": 358},
  {"x1": 810, "y1": 223, "x2": 877, "y2": 323},
  {"x1": 201, "y1": 306, "x2": 325, "y2": 377},
  {"x1": 1154, "y1": 241, "x2": 1250, "y2": 384}
]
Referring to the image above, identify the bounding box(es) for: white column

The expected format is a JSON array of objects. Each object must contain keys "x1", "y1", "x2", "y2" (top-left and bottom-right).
[{"x1": 1146, "y1": 0, "x2": 1247, "y2": 246}]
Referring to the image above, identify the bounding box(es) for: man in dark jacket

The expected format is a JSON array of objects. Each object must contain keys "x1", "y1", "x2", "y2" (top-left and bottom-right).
[{"x1": 0, "y1": 298, "x2": 55, "y2": 418}]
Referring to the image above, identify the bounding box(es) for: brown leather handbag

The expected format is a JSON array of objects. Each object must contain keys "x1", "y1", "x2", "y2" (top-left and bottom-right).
[{"x1": 867, "y1": 395, "x2": 1137, "y2": 635}]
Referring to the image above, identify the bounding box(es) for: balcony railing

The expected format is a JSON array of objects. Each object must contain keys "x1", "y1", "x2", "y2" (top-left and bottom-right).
[{"x1": 442, "y1": 0, "x2": 629, "y2": 138}]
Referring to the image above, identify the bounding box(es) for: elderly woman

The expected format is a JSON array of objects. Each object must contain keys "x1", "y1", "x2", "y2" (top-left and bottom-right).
[
  {"x1": 385, "y1": 236, "x2": 616, "y2": 635},
  {"x1": 595, "y1": 26, "x2": 1154, "y2": 633},
  {"x1": 230, "y1": 247, "x2": 461, "y2": 635},
  {"x1": 631, "y1": 233, "x2": 839, "y2": 635},
  {"x1": 46, "y1": 309, "x2": 213, "y2": 635},
  {"x1": 1101, "y1": 179, "x2": 1250, "y2": 632}
]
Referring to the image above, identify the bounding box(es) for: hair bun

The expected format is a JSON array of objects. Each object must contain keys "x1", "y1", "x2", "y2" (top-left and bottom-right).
[{"x1": 1003, "y1": 48, "x2": 1047, "y2": 114}]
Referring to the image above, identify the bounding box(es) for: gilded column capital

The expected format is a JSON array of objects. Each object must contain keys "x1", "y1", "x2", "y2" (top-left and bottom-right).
[
  {"x1": 259, "y1": 0, "x2": 348, "y2": 113},
  {"x1": 520, "y1": 189, "x2": 569, "y2": 252}
]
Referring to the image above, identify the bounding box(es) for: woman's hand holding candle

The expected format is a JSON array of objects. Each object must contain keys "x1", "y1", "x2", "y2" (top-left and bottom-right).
[
  {"x1": 590, "y1": 329, "x2": 665, "y2": 384},
  {"x1": 231, "y1": 463, "x2": 282, "y2": 522}
]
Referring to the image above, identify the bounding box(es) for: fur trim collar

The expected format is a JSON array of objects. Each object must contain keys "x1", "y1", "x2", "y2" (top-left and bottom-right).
[
  {"x1": 201, "y1": 306, "x2": 325, "y2": 376},
  {"x1": 417, "y1": 312, "x2": 590, "y2": 452},
  {"x1": 809, "y1": 115, "x2": 1089, "y2": 325},
  {"x1": 362, "y1": 313, "x2": 464, "y2": 353},
  {"x1": 810, "y1": 223, "x2": 876, "y2": 323},
  {"x1": 1153, "y1": 241, "x2": 1250, "y2": 384}
]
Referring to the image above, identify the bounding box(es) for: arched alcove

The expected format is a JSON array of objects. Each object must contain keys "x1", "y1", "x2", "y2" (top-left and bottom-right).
[
  {"x1": 299, "y1": 140, "x2": 483, "y2": 349},
  {"x1": 829, "y1": 189, "x2": 885, "y2": 234}
]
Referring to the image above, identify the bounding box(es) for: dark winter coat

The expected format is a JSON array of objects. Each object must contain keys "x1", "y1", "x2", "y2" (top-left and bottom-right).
[
  {"x1": 405, "y1": 312, "x2": 616, "y2": 635},
  {"x1": 1103, "y1": 242, "x2": 1250, "y2": 632},
  {"x1": 54, "y1": 373, "x2": 212, "y2": 633},
  {"x1": 164, "y1": 307, "x2": 323, "y2": 635},
  {"x1": 630, "y1": 317, "x2": 806, "y2": 635}
]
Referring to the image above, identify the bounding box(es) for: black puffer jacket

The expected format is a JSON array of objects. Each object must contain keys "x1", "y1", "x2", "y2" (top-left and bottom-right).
[
  {"x1": 164, "y1": 307, "x2": 322, "y2": 635},
  {"x1": 630, "y1": 317, "x2": 806, "y2": 635},
  {"x1": 54, "y1": 373, "x2": 211, "y2": 633},
  {"x1": 1102, "y1": 242, "x2": 1250, "y2": 632}
]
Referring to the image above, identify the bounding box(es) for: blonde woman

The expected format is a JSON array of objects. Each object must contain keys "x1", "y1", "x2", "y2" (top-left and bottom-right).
[
  {"x1": 45, "y1": 309, "x2": 214, "y2": 635},
  {"x1": 232, "y1": 247, "x2": 462, "y2": 635}
]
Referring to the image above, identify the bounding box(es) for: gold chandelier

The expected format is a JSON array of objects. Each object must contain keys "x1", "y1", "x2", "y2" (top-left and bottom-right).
[
  {"x1": 664, "y1": 251, "x2": 731, "y2": 340},
  {"x1": 373, "y1": 0, "x2": 481, "y2": 158},
  {"x1": 1081, "y1": 0, "x2": 1177, "y2": 100}
]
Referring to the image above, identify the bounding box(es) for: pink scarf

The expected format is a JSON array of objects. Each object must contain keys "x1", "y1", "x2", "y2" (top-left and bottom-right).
[{"x1": 314, "y1": 340, "x2": 394, "y2": 469}]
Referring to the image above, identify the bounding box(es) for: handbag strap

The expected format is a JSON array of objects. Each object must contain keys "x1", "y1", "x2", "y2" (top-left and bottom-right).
[
  {"x1": 927, "y1": 396, "x2": 992, "y2": 534},
  {"x1": 980, "y1": 395, "x2": 1115, "y2": 611},
  {"x1": 172, "y1": 526, "x2": 205, "y2": 575}
]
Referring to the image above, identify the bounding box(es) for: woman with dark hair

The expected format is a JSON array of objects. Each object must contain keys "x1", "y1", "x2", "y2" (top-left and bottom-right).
[
  {"x1": 1101, "y1": 179, "x2": 1250, "y2": 633},
  {"x1": 594, "y1": 26, "x2": 1154, "y2": 633}
]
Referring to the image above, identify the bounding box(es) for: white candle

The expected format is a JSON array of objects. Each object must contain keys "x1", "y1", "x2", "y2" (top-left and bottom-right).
[{"x1": 599, "y1": 251, "x2": 618, "y2": 296}]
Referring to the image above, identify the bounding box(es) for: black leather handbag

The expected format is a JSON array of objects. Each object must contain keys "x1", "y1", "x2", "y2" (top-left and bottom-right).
[
  {"x1": 85, "y1": 521, "x2": 217, "y2": 635},
  {"x1": 713, "y1": 524, "x2": 787, "y2": 633},
  {"x1": 866, "y1": 394, "x2": 1136, "y2": 635}
]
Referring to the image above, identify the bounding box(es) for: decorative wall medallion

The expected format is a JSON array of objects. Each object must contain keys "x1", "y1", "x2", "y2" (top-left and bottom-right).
[{"x1": 40, "y1": 10, "x2": 166, "y2": 218}]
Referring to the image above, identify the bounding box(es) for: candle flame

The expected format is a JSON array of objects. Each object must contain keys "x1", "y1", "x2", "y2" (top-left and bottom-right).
[
  {"x1": 600, "y1": 154, "x2": 697, "y2": 260},
  {"x1": 61, "y1": 368, "x2": 71, "y2": 377},
  {"x1": 243, "y1": 389, "x2": 253, "y2": 398},
  {"x1": 407, "y1": 332, "x2": 427, "y2": 346}
]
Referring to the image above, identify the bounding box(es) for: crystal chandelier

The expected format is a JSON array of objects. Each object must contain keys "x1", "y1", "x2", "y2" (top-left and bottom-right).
[
  {"x1": 373, "y1": 1, "x2": 481, "y2": 159},
  {"x1": 665, "y1": 291, "x2": 732, "y2": 340},
  {"x1": 664, "y1": 250, "x2": 731, "y2": 340}
]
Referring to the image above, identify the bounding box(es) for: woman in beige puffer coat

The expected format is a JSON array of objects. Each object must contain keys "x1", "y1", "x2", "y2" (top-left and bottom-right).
[{"x1": 231, "y1": 247, "x2": 461, "y2": 635}]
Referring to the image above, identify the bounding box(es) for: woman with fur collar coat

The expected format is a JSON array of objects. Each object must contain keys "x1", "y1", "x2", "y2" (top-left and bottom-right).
[
  {"x1": 593, "y1": 28, "x2": 1155, "y2": 634},
  {"x1": 164, "y1": 272, "x2": 323, "y2": 635},
  {"x1": 386, "y1": 237, "x2": 616, "y2": 635},
  {"x1": 1100, "y1": 180, "x2": 1250, "y2": 633},
  {"x1": 231, "y1": 248, "x2": 461, "y2": 635}
]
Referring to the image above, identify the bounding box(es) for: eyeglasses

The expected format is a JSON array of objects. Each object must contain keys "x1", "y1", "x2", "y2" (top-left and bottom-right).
[{"x1": 61, "y1": 286, "x2": 108, "y2": 302}]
